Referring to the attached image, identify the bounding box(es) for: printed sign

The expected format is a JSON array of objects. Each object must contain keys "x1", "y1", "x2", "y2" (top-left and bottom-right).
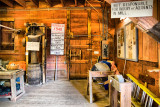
[
  {"x1": 111, "y1": 0, "x2": 153, "y2": 18},
  {"x1": 50, "y1": 23, "x2": 65, "y2": 55},
  {"x1": 51, "y1": 23, "x2": 65, "y2": 34},
  {"x1": 26, "y1": 42, "x2": 40, "y2": 51}
]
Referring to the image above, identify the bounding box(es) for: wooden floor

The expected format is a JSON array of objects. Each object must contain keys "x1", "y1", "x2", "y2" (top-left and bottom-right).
[{"x1": 0, "y1": 80, "x2": 109, "y2": 107}]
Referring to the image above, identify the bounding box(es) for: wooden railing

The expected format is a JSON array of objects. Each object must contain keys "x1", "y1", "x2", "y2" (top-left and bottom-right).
[{"x1": 127, "y1": 74, "x2": 160, "y2": 107}]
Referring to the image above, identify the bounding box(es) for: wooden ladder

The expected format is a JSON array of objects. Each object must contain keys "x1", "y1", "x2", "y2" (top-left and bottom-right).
[{"x1": 127, "y1": 74, "x2": 160, "y2": 107}]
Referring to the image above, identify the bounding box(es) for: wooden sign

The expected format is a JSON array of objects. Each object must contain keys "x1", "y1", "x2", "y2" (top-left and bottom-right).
[
  {"x1": 111, "y1": 0, "x2": 153, "y2": 18},
  {"x1": 50, "y1": 23, "x2": 65, "y2": 55},
  {"x1": 26, "y1": 42, "x2": 40, "y2": 51}
]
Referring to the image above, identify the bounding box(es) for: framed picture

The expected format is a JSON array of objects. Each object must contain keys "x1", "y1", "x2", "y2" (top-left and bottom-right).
[
  {"x1": 125, "y1": 22, "x2": 138, "y2": 61},
  {"x1": 102, "y1": 40, "x2": 109, "y2": 59},
  {"x1": 117, "y1": 28, "x2": 125, "y2": 59}
]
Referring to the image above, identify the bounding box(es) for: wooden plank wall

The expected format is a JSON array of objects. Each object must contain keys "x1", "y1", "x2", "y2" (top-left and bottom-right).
[
  {"x1": 0, "y1": 1, "x2": 104, "y2": 79},
  {"x1": 114, "y1": 0, "x2": 160, "y2": 97},
  {"x1": 69, "y1": 9, "x2": 103, "y2": 78}
]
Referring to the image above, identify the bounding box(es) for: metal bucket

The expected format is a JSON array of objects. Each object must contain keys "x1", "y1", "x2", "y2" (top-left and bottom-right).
[{"x1": 28, "y1": 64, "x2": 41, "y2": 85}]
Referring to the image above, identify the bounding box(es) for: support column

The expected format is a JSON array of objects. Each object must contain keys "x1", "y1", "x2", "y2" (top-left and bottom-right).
[{"x1": 25, "y1": 36, "x2": 28, "y2": 83}]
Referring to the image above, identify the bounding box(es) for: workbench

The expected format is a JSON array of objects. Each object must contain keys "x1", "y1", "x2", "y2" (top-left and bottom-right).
[
  {"x1": 88, "y1": 70, "x2": 114, "y2": 103},
  {"x1": 0, "y1": 69, "x2": 25, "y2": 101}
]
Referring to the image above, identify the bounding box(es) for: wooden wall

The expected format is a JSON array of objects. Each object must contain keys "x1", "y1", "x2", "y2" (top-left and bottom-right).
[
  {"x1": 0, "y1": 1, "x2": 105, "y2": 79},
  {"x1": 113, "y1": 0, "x2": 160, "y2": 97}
]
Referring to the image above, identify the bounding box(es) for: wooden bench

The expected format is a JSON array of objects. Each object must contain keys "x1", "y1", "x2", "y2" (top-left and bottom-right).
[{"x1": 0, "y1": 69, "x2": 25, "y2": 101}]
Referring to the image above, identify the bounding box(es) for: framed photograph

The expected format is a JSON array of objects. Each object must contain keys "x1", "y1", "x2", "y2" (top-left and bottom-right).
[
  {"x1": 125, "y1": 22, "x2": 138, "y2": 61},
  {"x1": 102, "y1": 40, "x2": 109, "y2": 59},
  {"x1": 117, "y1": 28, "x2": 125, "y2": 59}
]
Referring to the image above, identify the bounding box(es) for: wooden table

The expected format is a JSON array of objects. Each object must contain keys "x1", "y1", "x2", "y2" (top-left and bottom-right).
[
  {"x1": 0, "y1": 69, "x2": 25, "y2": 101},
  {"x1": 88, "y1": 70, "x2": 114, "y2": 103}
]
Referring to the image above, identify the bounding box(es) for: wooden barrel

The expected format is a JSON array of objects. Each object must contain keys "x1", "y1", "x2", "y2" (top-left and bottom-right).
[{"x1": 28, "y1": 64, "x2": 41, "y2": 85}]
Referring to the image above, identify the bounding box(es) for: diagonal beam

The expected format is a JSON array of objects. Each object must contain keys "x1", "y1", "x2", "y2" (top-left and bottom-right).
[
  {"x1": 15, "y1": 0, "x2": 26, "y2": 7},
  {"x1": 45, "y1": 0, "x2": 52, "y2": 7},
  {"x1": 60, "y1": 0, "x2": 64, "y2": 7},
  {"x1": 30, "y1": 0, "x2": 39, "y2": 7},
  {"x1": 0, "y1": 0, "x2": 13, "y2": 7},
  {"x1": 74, "y1": 0, "x2": 77, "y2": 7}
]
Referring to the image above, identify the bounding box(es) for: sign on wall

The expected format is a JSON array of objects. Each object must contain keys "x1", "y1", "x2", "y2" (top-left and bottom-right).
[
  {"x1": 111, "y1": 0, "x2": 153, "y2": 18},
  {"x1": 50, "y1": 23, "x2": 65, "y2": 55},
  {"x1": 26, "y1": 42, "x2": 40, "y2": 51}
]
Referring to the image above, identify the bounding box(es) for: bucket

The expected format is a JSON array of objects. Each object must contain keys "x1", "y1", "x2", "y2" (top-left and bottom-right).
[{"x1": 27, "y1": 64, "x2": 41, "y2": 85}]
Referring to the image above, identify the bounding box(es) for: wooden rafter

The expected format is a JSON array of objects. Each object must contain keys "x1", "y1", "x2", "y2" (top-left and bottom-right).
[
  {"x1": 60, "y1": 0, "x2": 64, "y2": 7},
  {"x1": 84, "y1": 0, "x2": 87, "y2": 7},
  {"x1": 30, "y1": 0, "x2": 39, "y2": 7},
  {"x1": 74, "y1": 0, "x2": 77, "y2": 7},
  {"x1": 45, "y1": 0, "x2": 52, "y2": 7},
  {"x1": 0, "y1": 0, "x2": 13, "y2": 7},
  {"x1": 15, "y1": 0, "x2": 26, "y2": 7}
]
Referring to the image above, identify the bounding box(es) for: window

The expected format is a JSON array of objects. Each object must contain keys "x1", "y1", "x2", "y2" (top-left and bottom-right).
[{"x1": 0, "y1": 21, "x2": 14, "y2": 50}]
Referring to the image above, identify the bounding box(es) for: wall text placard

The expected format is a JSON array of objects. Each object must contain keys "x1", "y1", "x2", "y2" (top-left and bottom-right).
[
  {"x1": 111, "y1": 0, "x2": 153, "y2": 18},
  {"x1": 26, "y1": 42, "x2": 40, "y2": 51},
  {"x1": 50, "y1": 23, "x2": 65, "y2": 55}
]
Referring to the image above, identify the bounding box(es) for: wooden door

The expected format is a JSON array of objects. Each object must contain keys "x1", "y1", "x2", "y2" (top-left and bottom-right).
[{"x1": 69, "y1": 38, "x2": 91, "y2": 79}]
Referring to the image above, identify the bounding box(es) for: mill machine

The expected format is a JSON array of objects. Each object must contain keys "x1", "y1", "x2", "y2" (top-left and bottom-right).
[{"x1": 25, "y1": 22, "x2": 46, "y2": 85}]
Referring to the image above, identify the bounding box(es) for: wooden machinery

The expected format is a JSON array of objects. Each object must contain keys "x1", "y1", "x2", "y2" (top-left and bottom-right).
[{"x1": 25, "y1": 22, "x2": 46, "y2": 84}]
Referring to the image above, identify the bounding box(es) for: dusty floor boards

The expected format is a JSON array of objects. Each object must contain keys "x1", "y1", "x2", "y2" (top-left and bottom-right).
[{"x1": 0, "y1": 80, "x2": 109, "y2": 107}]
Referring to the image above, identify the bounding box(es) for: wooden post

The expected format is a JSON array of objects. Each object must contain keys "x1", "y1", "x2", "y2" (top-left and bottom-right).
[
  {"x1": 158, "y1": 43, "x2": 160, "y2": 93},
  {"x1": 120, "y1": 83, "x2": 132, "y2": 107},
  {"x1": 42, "y1": 34, "x2": 46, "y2": 84},
  {"x1": 110, "y1": 86, "x2": 118, "y2": 107},
  {"x1": 20, "y1": 75, "x2": 25, "y2": 93},
  {"x1": 25, "y1": 36, "x2": 28, "y2": 83},
  {"x1": 89, "y1": 71, "x2": 93, "y2": 103},
  {"x1": 88, "y1": 9, "x2": 91, "y2": 38},
  {"x1": 67, "y1": 10, "x2": 71, "y2": 38},
  {"x1": 11, "y1": 74, "x2": 16, "y2": 101}
]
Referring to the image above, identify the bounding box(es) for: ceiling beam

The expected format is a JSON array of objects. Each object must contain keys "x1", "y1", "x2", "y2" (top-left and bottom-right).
[
  {"x1": 60, "y1": 0, "x2": 64, "y2": 7},
  {"x1": 30, "y1": 0, "x2": 39, "y2": 7},
  {"x1": 0, "y1": 0, "x2": 13, "y2": 7},
  {"x1": 75, "y1": 0, "x2": 77, "y2": 7},
  {"x1": 45, "y1": 0, "x2": 52, "y2": 7},
  {"x1": 15, "y1": 0, "x2": 26, "y2": 7},
  {"x1": 84, "y1": 0, "x2": 87, "y2": 7}
]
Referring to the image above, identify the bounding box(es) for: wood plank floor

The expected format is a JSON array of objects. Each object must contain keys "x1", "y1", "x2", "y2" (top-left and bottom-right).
[{"x1": 0, "y1": 80, "x2": 109, "y2": 107}]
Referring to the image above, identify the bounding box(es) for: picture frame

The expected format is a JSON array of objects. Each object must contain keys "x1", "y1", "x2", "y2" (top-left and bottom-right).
[
  {"x1": 117, "y1": 28, "x2": 125, "y2": 59},
  {"x1": 117, "y1": 22, "x2": 138, "y2": 62},
  {"x1": 125, "y1": 22, "x2": 138, "y2": 61}
]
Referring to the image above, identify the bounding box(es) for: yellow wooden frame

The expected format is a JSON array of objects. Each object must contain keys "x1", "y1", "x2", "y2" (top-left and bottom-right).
[{"x1": 127, "y1": 74, "x2": 160, "y2": 105}]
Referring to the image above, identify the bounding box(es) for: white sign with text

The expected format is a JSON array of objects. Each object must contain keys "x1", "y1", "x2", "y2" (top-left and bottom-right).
[
  {"x1": 50, "y1": 23, "x2": 65, "y2": 55},
  {"x1": 111, "y1": 0, "x2": 153, "y2": 18}
]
